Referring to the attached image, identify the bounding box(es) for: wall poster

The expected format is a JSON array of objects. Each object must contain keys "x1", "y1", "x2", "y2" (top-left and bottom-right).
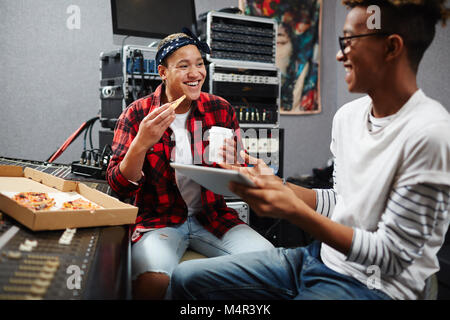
[{"x1": 239, "y1": 0, "x2": 322, "y2": 115}]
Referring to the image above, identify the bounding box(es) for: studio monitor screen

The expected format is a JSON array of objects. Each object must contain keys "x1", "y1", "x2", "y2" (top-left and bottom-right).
[{"x1": 111, "y1": 0, "x2": 197, "y2": 39}]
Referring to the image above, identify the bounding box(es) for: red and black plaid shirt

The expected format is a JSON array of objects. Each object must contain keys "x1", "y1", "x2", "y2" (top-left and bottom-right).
[{"x1": 106, "y1": 85, "x2": 245, "y2": 243}]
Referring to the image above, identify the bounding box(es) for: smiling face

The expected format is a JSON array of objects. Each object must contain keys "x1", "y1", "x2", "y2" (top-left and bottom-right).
[
  {"x1": 158, "y1": 44, "x2": 206, "y2": 104},
  {"x1": 337, "y1": 6, "x2": 387, "y2": 94}
]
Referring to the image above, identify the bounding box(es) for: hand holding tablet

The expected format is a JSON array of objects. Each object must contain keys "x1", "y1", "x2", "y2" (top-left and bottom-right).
[{"x1": 170, "y1": 163, "x2": 255, "y2": 197}]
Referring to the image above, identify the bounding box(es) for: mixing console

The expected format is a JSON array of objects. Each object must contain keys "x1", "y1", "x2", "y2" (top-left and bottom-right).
[
  {"x1": 0, "y1": 157, "x2": 130, "y2": 300},
  {"x1": 0, "y1": 157, "x2": 111, "y2": 194},
  {"x1": 0, "y1": 215, "x2": 100, "y2": 299}
]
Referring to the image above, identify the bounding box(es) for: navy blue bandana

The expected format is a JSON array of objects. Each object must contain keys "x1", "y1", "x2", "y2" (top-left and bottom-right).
[{"x1": 155, "y1": 28, "x2": 211, "y2": 66}]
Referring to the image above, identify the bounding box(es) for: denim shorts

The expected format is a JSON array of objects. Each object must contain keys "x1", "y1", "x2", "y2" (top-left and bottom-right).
[
  {"x1": 171, "y1": 241, "x2": 393, "y2": 300},
  {"x1": 131, "y1": 215, "x2": 274, "y2": 281}
]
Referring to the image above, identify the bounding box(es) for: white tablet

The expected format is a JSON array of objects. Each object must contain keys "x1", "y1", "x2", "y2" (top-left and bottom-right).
[{"x1": 170, "y1": 163, "x2": 256, "y2": 197}]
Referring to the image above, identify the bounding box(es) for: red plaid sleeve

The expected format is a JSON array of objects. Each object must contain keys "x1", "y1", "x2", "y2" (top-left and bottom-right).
[{"x1": 106, "y1": 100, "x2": 147, "y2": 199}]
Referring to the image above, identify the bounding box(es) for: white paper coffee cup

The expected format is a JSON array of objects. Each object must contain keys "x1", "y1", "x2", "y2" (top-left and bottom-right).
[{"x1": 208, "y1": 126, "x2": 233, "y2": 163}]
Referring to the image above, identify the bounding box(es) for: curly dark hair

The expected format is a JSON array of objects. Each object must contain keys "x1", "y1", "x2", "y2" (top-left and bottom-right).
[{"x1": 341, "y1": 0, "x2": 449, "y2": 72}]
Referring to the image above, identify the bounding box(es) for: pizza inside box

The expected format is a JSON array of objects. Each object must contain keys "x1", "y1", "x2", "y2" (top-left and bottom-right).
[{"x1": 0, "y1": 165, "x2": 138, "y2": 231}]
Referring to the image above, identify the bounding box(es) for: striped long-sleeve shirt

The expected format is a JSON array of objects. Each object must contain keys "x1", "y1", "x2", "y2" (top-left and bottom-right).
[
  {"x1": 316, "y1": 110, "x2": 450, "y2": 278},
  {"x1": 315, "y1": 183, "x2": 450, "y2": 276},
  {"x1": 321, "y1": 90, "x2": 450, "y2": 299}
]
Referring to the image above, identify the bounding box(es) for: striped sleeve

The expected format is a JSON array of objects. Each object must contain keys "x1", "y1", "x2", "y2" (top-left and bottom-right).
[
  {"x1": 314, "y1": 158, "x2": 337, "y2": 218},
  {"x1": 314, "y1": 188, "x2": 337, "y2": 218},
  {"x1": 347, "y1": 183, "x2": 450, "y2": 276}
]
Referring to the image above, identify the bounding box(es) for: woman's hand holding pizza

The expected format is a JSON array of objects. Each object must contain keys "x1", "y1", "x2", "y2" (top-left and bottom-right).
[{"x1": 135, "y1": 103, "x2": 176, "y2": 150}]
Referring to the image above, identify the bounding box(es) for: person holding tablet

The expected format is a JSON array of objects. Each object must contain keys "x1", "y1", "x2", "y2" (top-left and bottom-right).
[
  {"x1": 106, "y1": 29, "x2": 274, "y2": 300},
  {"x1": 171, "y1": 1, "x2": 450, "y2": 300}
]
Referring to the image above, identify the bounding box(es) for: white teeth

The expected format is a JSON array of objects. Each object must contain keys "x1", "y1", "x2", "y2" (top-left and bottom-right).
[{"x1": 186, "y1": 81, "x2": 198, "y2": 86}]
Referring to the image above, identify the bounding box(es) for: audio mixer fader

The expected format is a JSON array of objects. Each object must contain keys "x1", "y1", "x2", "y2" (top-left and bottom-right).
[{"x1": 0, "y1": 214, "x2": 100, "y2": 299}]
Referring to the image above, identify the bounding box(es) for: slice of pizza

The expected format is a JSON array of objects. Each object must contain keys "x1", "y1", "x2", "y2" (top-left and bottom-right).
[
  {"x1": 62, "y1": 198, "x2": 102, "y2": 210},
  {"x1": 170, "y1": 94, "x2": 186, "y2": 111},
  {"x1": 13, "y1": 192, "x2": 56, "y2": 211}
]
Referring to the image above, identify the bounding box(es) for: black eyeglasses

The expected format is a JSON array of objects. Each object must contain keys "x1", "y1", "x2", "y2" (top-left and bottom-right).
[{"x1": 338, "y1": 32, "x2": 389, "y2": 58}]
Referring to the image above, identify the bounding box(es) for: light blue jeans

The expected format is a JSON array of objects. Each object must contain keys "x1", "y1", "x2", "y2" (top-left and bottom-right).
[
  {"x1": 171, "y1": 241, "x2": 392, "y2": 300},
  {"x1": 131, "y1": 215, "x2": 274, "y2": 282}
]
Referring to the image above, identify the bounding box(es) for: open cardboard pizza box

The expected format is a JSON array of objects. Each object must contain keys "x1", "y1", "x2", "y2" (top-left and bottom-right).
[{"x1": 0, "y1": 165, "x2": 138, "y2": 231}]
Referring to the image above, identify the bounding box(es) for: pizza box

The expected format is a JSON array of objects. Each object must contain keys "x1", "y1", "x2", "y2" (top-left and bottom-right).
[{"x1": 0, "y1": 165, "x2": 138, "y2": 231}]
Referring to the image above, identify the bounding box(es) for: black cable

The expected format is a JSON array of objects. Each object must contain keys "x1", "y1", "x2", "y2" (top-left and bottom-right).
[
  {"x1": 101, "y1": 144, "x2": 113, "y2": 156},
  {"x1": 83, "y1": 123, "x2": 89, "y2": 152},
  {"x1": 88, "y1": 117, "x2": 98, "y2": 151},
  {"x1": 85, "y1": 148, "x2": 100, "y2": 165},
  {"x1": 79, "y1": 116, "x2": 99, "y2": 165},
  {"x1": 82, "y1": 116, "x2": 99, "y2": 153},
  {"x1": 100, "y1": 144, "x2": 113, "y2": 167},
  {"x1": 47, "y1": 116, "x2": 99, "y2": 163}
]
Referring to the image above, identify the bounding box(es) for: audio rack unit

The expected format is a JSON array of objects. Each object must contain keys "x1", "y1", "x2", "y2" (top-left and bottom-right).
[
  {"x1": 205, "y1": 63, "x2": 281, "y2": 128},
  {"x1": 198, "y1": 11, "x2": 277, "y2": 67},
  {"x1": 99, "y1": 45, "x2": 161, "y2": 130},
  {"x1": 241, "y1": 128, "x2": 284, "y2": 178}
]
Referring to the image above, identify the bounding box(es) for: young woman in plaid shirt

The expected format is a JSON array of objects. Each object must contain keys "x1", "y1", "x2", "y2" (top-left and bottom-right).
[{"x1": 106, "y1": 29, "x2": 274, "y2": 300}]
